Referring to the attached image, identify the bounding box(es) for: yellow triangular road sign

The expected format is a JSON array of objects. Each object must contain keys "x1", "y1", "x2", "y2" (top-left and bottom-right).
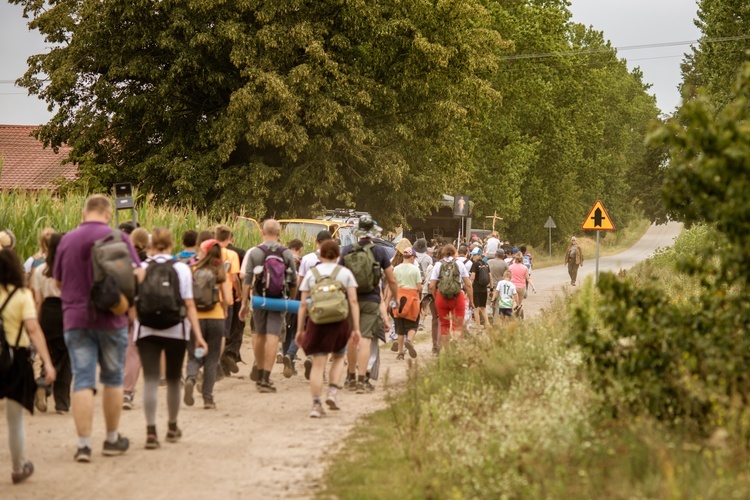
[{"x1": 582, "y1": 200, "x2": 615, "y2": 231}]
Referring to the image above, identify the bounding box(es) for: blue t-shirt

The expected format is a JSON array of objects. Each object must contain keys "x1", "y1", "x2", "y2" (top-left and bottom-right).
[
  {"x1": 175, "y1": 250, "x2": 196, "y2": 262},
  {"x1": 340, "y1": 239, "x2": 392, "y2": 303}
]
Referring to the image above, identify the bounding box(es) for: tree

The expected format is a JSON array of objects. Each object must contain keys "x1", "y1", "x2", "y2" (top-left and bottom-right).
[{"x1": 12, "y1": 0, "x2": 506, "y2": 227}]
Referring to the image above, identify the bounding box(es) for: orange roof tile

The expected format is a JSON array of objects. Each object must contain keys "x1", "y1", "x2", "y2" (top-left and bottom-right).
[{"x1": 0, "y1": 125, "x2": 77, "y2": 190}]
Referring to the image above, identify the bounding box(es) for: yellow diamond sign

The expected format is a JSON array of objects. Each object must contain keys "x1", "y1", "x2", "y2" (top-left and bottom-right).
[{"x1": 582, "y1": 200, "x2": 615, "y2": 231}]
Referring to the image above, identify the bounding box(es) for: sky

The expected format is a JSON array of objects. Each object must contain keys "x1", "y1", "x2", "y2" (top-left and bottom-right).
[{"x1": 0, "y1": 0, "x2": 702, "y2": 125}]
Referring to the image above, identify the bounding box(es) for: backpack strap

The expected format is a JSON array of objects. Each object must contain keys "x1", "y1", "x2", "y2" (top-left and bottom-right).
[
  {"x1": 0, "y1": 286, "x2": 20, "y2": 316},
  {"x1": 310, "y1": 266, "x2": 323, "y2": 282},
  {"x1": 330, "y1": 265, "x2": 342, "y2": 281},
  {"x1": 1, "y1": 287, "x2": 24, "y2": 348}
]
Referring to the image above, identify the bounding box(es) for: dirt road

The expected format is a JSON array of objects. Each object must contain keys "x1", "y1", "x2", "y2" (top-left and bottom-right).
[{"x1": 1, "y1": 222, "x2": 682, "y2": 499}]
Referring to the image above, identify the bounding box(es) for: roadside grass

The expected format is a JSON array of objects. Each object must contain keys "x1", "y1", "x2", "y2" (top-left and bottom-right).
[
  {"x1": 530, "y1": 217, "x2": 652, "y2": 270},
  {"x1": 321, "y1": 230, "x2": 750, "y2": 498}
]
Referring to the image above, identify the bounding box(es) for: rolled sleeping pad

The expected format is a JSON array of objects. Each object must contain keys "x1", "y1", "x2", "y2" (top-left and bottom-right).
[{"x1": 251, "y1": 295, "x2": 300, "y2": 313}]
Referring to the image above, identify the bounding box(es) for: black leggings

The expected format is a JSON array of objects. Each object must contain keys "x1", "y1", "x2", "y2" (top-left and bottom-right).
[{"x1": 136, "y1": 336, "x2": 187, "y2": 382}]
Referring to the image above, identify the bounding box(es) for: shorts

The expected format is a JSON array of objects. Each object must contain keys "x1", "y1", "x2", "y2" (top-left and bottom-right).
[
  {"x1": 252, "y1": 308, "x2": 283, "y2": 336},
  {"x1": 498, "y1": 308, "x2": 512, "y2": 317},
  {"x1": 394, "y1": 317, "x2": 419, "y2": 335},
  {"x1": 359, "y1": 301, "x2": 383, "y2": 340},
  {"x1": 473, "y1": 289, "x2": 488, "y2": 308},
  {"x1": 64, "y1": 328, "x2": 128, "y2": 393}
]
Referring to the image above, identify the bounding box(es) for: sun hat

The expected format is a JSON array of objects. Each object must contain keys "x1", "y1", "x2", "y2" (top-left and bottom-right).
[
  {"x1": 395, "y1": 238, "x2": 413, "y2": 255},
  {"x1": 200, "y1": 238, "x2": 220, "y2": 254},
  {"x1": 412, "y1": 238, "x2": 428, "y2": 253}
]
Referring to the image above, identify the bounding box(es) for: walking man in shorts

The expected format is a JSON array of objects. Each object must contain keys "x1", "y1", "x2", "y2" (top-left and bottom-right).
[{"x1": 53, "y1": 195, "x2": 142, "y2": 462}]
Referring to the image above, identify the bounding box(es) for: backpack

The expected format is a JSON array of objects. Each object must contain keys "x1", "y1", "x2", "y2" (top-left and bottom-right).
[
  {"x1": 193, "y1": 267, "x2": 220, "y2": 311},
  {"x1": 474, "y1": 261, "x2": 490, "y2": 288},
  {"x1": 437, "y1": 260, "x2": 462, "y2": 299},
  {"x1": 308, "y1": 266, "x2": 349, "y2": 325},
  {"x1": 522, "y1": 254, "x2": 532, "y2": 270},
  {"x1": 0, "y1": 287, "x2": 22, "y2": 376},
  {"x1": 136, "y1": 259, "x2": 186, "y2": 330},
  {"x1": 90, "y1": 230, "x2": 136, "y2": 313},
  {"x1": 254, "y1": 244, "x2": 289, "y2": 298},
  {"x1": 343, "y1": 242, "x2": 380, "y2": 294}
]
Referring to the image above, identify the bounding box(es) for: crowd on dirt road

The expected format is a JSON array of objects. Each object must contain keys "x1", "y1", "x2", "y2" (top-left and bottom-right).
[{"x1": 0, "y1": 194, "x2": 583, "y2": 485}]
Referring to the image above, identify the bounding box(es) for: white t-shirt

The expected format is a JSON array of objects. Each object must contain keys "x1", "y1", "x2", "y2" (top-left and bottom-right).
[
  {"x1": 299, "y1": 262, "x2": 358, "y2": 292},
  {"x1": 485, "y1": 237, "x2": 500, "y2": 256},
  {"x1": 456, "y1": 256, "x2": 473, "y2": 275},
  {"x1": 31, "y1": 262, "x2": 61, "y2": 300},
  {"x1": 495, "y1": 279, "x2": 517, "y2": 309},
  {"x1": 134, "y1": 254, "x2": 194, "y2": 340},
  {"x1": 298, "y1": 251, "x2": 321, "y2": 280},
  {"x1": 429, "y1": 257, "x2": 471, "y2": 282},
  {"x1": 240, "y1": 246, "x2": 256, "y2": 281}
]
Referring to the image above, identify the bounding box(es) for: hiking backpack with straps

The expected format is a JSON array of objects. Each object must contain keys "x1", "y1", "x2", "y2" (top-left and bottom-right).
[
  {"x1": 90, "y1": 230, "x2": 136, "y2": 313},
  {"x1": 193, "y1": 267, "x2": 220, "y2": 311},
  {"x1": 0, "y1": 287, "x2": 23, "y2": 375},
  {"x1": 255, "y1": 244, "x2": 289, "y2": 298},
  {"x1": 135, "y1": 259, "x2": 186, "y2": 330},
  {"x1": 474, "y1": 260, "x2": 490, "y2": 288},
  {"x1": 342, "y1": 242, "x2": 380, "y2": 294},
  {"x1": 437, "y1": 260, "x2": 462, "y2": 299},
  {"x1": 308, "y1": 266, "x2": 349, "y2": 325}
]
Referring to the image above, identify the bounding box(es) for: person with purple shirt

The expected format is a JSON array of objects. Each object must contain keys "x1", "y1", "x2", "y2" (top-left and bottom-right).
[{"x1": 53, "y1": 195, "x2": 142, "y2": 463}]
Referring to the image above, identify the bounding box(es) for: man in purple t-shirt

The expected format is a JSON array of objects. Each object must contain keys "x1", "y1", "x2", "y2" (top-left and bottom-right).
[{"x1": 53, "y1": 194, "x2": 141, "y2": 463}]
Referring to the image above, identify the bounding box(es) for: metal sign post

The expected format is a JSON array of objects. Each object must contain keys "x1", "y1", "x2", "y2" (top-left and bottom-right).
[
  {"x1": 544, "y1": 216, "x2": 556, "y2": 257},
  {"x1": 595, "y1": 230, "x2": 600, "y2": 284}
]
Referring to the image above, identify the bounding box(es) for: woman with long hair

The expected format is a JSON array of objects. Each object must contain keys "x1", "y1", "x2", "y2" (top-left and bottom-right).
[
  {"x1": 135, "y1": 228, "x2": 208, "y2": 448},
  {"x1": 31, "y1": 233, "x2": 71, "y2": 413},
  {"x1": 184, "y1": 239, "x2": 231, "y2": 409},
  {"x1": 0, "y1": 248, "x2": 56, "y2": 484},
  {"x1": 509, "y1": 252, "x2": 536, "y2": 312}
]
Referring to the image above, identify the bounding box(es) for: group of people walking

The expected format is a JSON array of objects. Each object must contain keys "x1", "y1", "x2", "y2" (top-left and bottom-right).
[{"x1": 0, "y1": 195, "x2": 561, "y2": 485}]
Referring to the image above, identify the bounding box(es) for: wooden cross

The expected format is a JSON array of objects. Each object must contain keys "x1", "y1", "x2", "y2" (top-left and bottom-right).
[{"x1": 485, "y1": 211, "x2": 503, "y2": 232}]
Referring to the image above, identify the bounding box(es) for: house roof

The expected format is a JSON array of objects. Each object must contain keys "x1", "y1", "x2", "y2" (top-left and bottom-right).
[{"x1": 0, "y1": 125, "x2": 77, "y2": 190}]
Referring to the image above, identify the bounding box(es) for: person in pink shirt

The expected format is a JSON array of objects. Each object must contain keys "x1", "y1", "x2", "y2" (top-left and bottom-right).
[{"x1": 508, "y1": 252, "x2": 536, "y2": 310}]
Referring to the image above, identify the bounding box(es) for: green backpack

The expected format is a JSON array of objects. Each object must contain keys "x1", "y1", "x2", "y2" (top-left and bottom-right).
[
  {"x1": 343, "y1": 242, "x2": 380, "y2": 294},
  {"x1": 437, "y1": 259, "x2": 462, "y2": 299},
  {"x1": 308, "y1": 266, "x2": 349, "y2": 325}
]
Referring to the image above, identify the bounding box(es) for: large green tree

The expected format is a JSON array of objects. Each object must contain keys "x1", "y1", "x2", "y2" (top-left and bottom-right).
[{"x1": 13, "y1": 0, "x2": 505, "y2": 226}]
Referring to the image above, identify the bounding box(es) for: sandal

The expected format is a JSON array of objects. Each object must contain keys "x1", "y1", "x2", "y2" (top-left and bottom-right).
[{"x1": 11, "y1": 461, "x2": 34, "y2": 484}]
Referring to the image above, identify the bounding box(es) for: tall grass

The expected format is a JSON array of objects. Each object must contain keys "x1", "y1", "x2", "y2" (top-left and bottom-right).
[{"x1": 0, "y1": 190, "x2": 272, "y2": 258}]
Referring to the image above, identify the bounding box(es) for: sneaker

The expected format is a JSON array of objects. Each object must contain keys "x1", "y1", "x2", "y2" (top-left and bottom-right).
[
  {"x1": 122, "y1": 393, "x2": 133, "y2": 411},
  {"x1": 11, "y1": 461, "x2": 34, "y2": 484},
  {"x1": 310, "y1": 402, "x2": 326, "y2": 418},
  {"x1": 183, "y1": 378, "x2": 195, "y2": 407},
  {"x1": 432, "y1": 347, "x2": 439, "y2": 357},
  {"x1": 145, "y1": 434, "x2": 160, "y2": 450},
  {"x1": 363, "y1": 380, "x2": 375, "y2": 393},
  {"x1": 259, "y1": 380, "x2": 277, "y2": 393},
  {"x1": 347, "y1": 377, "x2": 358, "y2": 391},
  {"x1": 250, "y1": 363, "x2": 260, "y2": 382},
  {"x1": 355, "y1": 382, "x2": 365, "y2": 394},
  {"x1": 35, "y1": 386, "x2": 47, "y2": 413},
  {"x1": 74, "y1": 446, "x2": 91, "y2": 463},
  {"x1": 276, "y1": 353, "x2": 283, "y2": 364},
  {"x1": 304, "y1": 357, "x2": 312, "y2": 380},
  {"x1": 283, "y1": 354, "x2": 294, "y2": 379},
  {"x1": 405, "y1": 340, "x2": 417, "y2": 359},
  {"x1": 204, "y1": 399, "x2": 217, "y2": 410},
  {"x1": 390, "y1": 342, "x2": 398, "y2": 352},
  {"x1": 102, "y1": 434, "x2": 130, "y2": 456},
  {"x1": 166, "y1": 427, "x2": 182, "y2": 443},
  {"x1": 396, "y1": 353, "x2": 405, "y2": 360},
  {"x1": 325, "y1": 392, "x2": 340, "y2": 410}
]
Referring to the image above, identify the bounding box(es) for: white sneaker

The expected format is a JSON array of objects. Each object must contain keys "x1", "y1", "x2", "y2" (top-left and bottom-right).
[
  {"x1": 325, "y1": 392, "x2": 340, "y2": 411},
  {"x1": 310, "y1": 402, "x2": 326, "y2": 418},
  {"x1": 122, "y1": 393, "x2": 133, "y2": 410}
]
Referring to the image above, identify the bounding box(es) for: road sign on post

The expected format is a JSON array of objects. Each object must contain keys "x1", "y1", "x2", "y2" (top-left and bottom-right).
[
  {"x1": 581, "y1": 200, "x2": 615, "y2": 285},
  {"x1": 544, "y1": 216, "x2": 556, "y2": 257}
]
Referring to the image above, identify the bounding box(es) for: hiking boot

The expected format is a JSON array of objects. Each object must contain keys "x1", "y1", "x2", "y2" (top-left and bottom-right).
[
  {"x1": 310, "y1": 402, "x2": 326, "y2": 418},
  {"x1": 222, "y1": 355, "x2": 239, "y2": 374},
  {"x1": 122, "y1": 393, "x2": 133, "y2": 411},
  {"x1": 396, "y1": 353, "x2": 405, "y2": 361},
  {"x1": 35, "y1": 386, "x2": 47, "y2": 412},
  {"x1": 390, "y1": 342, "x2": 398, "y2": 352},
  {"x1": 74, "y1": 446, "x2": 91, "y2": 463},
  {"x1": 11, "y1": 461, "x2": 34, "y2": 484},
  {"x1": 363, "y1": 380, "x2": 375, "y2": 393},
  {"x1": 204, "y1": 398, "x2": 216, "y2": 410},
  {"x1": 304, "y1": 357, "x2": 312, "y2": 380},
  {"x1": 325, "y1": 392, "x2": 340, "y2": 411},
  {"x1": 166, "y1": 426, "x2": 182, "y2": 443},
  {"x1": 283, "y1": 354, "x2": 294, "y2": 379},
  {"x1": 183, "y1": 378, "x2": 195, "y2": 407},
  {"x1": 102, "y1": 434, "x2": 130, "y2": 456},
  {"x1": 405, "y1": 340, "x2": 417, "y2": 359},
  {"x1": 145, "y1": 433, "x2": 160, "y2": 450},
  {"x1": 347, "y1": 377, "x2": 358, "y2": 391},
  {"x1": 259, "y1": 380, "x2": 277, "y2": 393},
  {"x1": 355, "y1": 382, "x2": 365, "y2": 394},
  {"x1": 276, "y1": 353, "x2": 283, "y2": 364},
  {"x1": 250, "y1": 363, "x2": 260, "y2": 382}
]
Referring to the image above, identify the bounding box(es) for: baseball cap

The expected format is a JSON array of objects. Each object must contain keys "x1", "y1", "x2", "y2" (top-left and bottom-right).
[
  {"x1": 200, "y1": 238, "x2": 220, "y2": 254},
  {"x1": 470, "y1": 247, "x2": 482, "y2": 255},
  {"x1": 403, "y1": 247, "x2": 414, "y2": 257}
]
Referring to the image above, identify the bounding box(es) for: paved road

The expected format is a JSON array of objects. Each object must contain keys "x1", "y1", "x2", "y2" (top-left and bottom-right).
[{"x1": 524, "y1": 221, "x2": 684, "y2": 318}]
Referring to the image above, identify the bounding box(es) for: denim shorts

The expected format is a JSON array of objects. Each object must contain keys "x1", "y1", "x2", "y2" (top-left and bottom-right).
[{"x1": 64, "y1": 328, "x2": 128, "y2": 392}]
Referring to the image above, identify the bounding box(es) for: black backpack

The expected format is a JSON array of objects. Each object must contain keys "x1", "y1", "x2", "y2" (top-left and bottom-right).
[
  {"x1": 135, "y1": 259, "x2": 186, "y2": 330},
  {"x1": 474, "y1": 261, "x2": 490, "y2": 288},
  {"x1": 0, "y1": 287, "x2": 23, "y2": 375}
]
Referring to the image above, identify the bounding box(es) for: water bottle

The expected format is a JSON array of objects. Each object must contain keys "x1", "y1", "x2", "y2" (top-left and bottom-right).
[{"x1": 194, "y1": 347, "x2": 205, "y2": 359}]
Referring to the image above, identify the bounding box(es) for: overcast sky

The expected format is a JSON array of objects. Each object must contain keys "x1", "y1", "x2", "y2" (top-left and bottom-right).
[{"x1": 0, "y1": 0, "x2": 701, "y2": 126}]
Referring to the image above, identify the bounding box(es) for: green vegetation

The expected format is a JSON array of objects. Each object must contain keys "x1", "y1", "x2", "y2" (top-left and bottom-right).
[
  {"x1": 11, "y1": 0, "x2": 663, "y2": 245},
  {"x1": 0, "y1": 190, "x2": 263, "y2": 258}
]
